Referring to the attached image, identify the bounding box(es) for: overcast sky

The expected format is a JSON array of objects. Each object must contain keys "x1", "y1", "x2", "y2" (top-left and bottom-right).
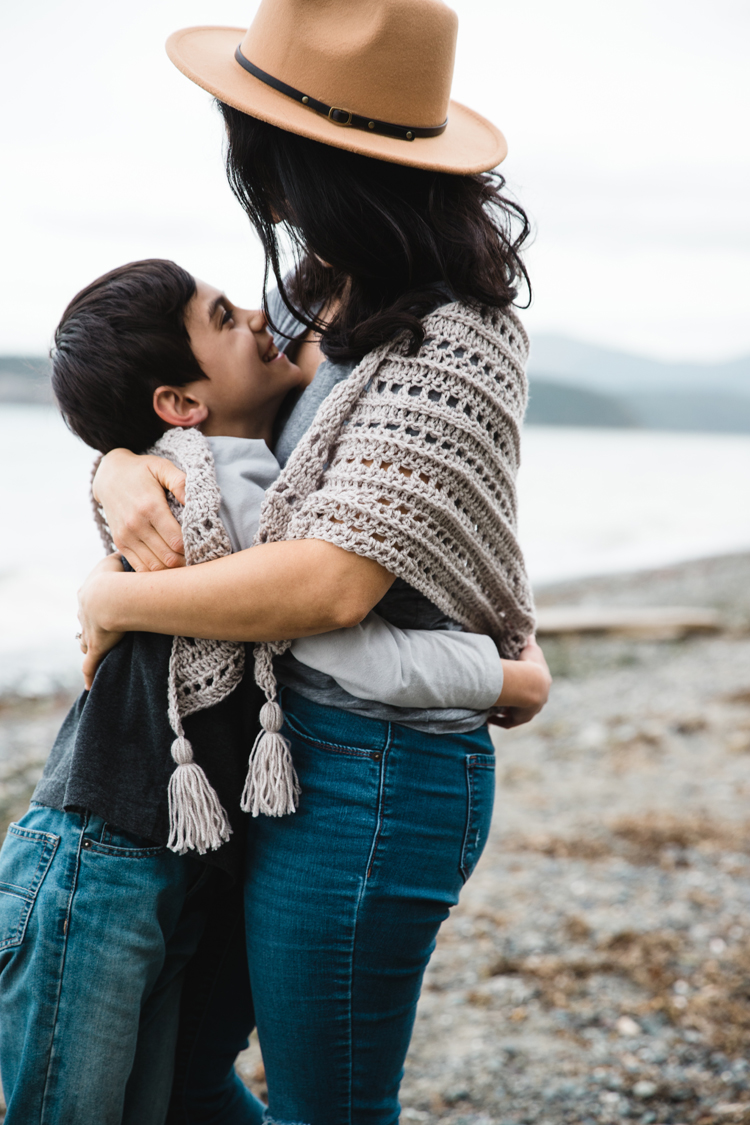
[{"x1": 1, "y1": 0, "x2": 748, "y2": 361}]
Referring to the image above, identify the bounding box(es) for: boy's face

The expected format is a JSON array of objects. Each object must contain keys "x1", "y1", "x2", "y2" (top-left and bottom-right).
[{"x1": 180, "y1": 278, "x2": 303, "y2": 438}]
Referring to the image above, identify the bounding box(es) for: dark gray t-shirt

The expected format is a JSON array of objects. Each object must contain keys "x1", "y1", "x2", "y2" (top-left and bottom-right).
[{"x1": 266, "y1": 289, "x2": 490, "y2": 735}]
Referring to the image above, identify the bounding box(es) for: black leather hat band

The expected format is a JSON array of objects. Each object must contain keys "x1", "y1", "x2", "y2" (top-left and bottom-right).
[{"x1": 234, "y1": 45, "x2": 448, "y2": 142}]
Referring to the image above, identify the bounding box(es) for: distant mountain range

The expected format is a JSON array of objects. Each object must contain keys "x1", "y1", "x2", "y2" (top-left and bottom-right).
[
  {"x1": 527, "y1": 334, "x2": 750, "y2": 433},
  {"x1": 3, "y1": 337, "x2": 750, "y2": 432},
  {"x1": 0, "y1": 355, "x2": 53, "y2": 405},
  {"x1": 529, "y1": 334, "x2": 750, "y2": 396}
]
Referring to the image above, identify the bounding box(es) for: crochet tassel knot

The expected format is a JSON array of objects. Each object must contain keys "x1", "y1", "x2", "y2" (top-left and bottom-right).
[
  {"x1": 167, "y1": 735, "x2": 233, "y2": 855},
  {"x1": 241, "y1": 698, "x2": 300, "y2": 818}
]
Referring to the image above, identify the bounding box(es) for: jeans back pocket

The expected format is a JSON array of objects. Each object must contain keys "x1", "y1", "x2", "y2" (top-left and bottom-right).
[
  {"x1": 0, "y1": 824, "x2": 59, "y2": 950},
  {"x1": 460, "y1": 753, "x2": 495, "y2": 883}
]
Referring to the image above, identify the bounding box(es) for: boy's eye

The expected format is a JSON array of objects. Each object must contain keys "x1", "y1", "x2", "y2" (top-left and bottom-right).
[{"x1": 221, "y1": 306, "x2": 233, "y2": 326}]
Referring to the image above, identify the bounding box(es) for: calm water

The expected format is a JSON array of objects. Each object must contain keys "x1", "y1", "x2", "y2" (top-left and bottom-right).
[{"x1": 1, "y1": 404, "x2": 749, "y2": 693}]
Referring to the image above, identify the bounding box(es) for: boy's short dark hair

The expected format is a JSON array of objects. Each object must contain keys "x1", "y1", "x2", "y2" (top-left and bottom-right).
[{"x1": 52, "y1": 259, "x2": 206, "y2": 453}]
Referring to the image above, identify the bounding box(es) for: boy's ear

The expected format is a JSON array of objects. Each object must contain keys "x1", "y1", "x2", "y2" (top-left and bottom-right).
[{"x1": 153, "y1": 385, "x2": 209, "y2": 429}]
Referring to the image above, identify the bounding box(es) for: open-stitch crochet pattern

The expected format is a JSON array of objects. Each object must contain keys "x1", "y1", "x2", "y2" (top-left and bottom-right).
[
  {"x1": 246, "y1": 300, "x2": 536, "y2": 818},
  {"x1": 93, "y1": 427, "x2": 244, "y2": 854}
]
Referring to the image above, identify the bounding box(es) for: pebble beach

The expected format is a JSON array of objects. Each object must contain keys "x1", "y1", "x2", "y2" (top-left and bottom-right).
[{"x1": 2, "y1": 551, "x2": 750, "y2": 1123}]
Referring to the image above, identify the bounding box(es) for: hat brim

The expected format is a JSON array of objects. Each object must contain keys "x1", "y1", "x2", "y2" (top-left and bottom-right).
[{"x1": 166, "y1": 26, "x2": 507, "y2": 175}]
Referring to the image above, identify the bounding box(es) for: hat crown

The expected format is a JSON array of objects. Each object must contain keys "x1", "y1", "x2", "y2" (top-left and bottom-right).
[{"x1": 241, "y1": 0, "x2": 458, "y2": 129}]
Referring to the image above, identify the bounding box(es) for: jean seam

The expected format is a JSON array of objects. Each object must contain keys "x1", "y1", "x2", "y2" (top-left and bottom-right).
[
  {"x1": 362, "y1": 722, "x2": 393, "y2": 882},
  {"x1": 39, "y1": 817, "x2": 86, "y2": 1125},
  {"x1": 340, "y1": 721, "x2": 393, "y2": 1123},
  {"x1": 460, "y1": 756, "x2": 495, "y2": 883},
  {"x1": 84, "y1": 842, "x2": 168, "y2": 858},
  {"x1": 8, "y1": 824, "x2": 59, "y2": 844}
]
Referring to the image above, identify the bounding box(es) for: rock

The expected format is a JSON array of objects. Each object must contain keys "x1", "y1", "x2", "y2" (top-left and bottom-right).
[
  {"x1": 616, "y1": 1016, "x2": 641, "y2": 1037},
  {"x1": 632, "y1": 1080, "x2": 658, "y2": 1100},
  {"x1": 442, "y1": 1087, "x2": 471, "y2": 1105}
]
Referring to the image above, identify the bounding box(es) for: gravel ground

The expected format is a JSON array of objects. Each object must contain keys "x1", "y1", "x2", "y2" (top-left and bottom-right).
[{"x1": 2, "y1": 552, "x2": 750, "y2": 1124}]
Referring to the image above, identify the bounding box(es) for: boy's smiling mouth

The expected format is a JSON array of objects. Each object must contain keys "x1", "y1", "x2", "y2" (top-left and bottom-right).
[{"x1": 263, "y1": 340, "x2": 280, "y2": 363}]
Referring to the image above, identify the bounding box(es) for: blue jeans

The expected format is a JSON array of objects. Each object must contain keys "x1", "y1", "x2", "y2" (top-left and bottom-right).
[
  {"x1": 0, "y1": 805, "x2": 215, "y2": 1125},
  {"x1": 174, "y1": 689, "x2": 495, "y2": 1125}
]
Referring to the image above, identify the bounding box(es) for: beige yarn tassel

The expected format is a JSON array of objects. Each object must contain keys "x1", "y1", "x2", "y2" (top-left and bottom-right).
[
  {"x1": 241, "y1": 645, "x2": 300, "y2": 817},
  {"x1": 167, "y1": 730, "x2": 233, "y2": 854},
  {"x1": 89, "y1": 430, "x2": 242, "y2": 851},
  {"x1": 166, "y1": 615, "x2": 233, "y2": 855}
]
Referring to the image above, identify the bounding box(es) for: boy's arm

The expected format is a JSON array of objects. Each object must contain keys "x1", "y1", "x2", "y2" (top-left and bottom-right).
[
  {"x1": 291, "y1": 614, "x2": 505, "y2": 710},
  {"x1": 292, "y1": 616, "x2": 551, "y2": 717},
  {"x1": 492, "y1": 637, "x2": 552, "y2": 728}
]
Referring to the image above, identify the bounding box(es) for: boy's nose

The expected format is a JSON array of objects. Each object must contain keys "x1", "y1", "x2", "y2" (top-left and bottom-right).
[{"x1": 248, "y1": 309, "x2": 267, "y2": 333}]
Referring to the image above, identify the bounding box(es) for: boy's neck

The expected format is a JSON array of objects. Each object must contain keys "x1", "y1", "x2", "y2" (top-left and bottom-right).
[
  {"x1": 199, "y1": 417, "x2": 271, "y2": 442},
  {"x1": 199, "y1": 403, "x2": 279, "y2": 444}
]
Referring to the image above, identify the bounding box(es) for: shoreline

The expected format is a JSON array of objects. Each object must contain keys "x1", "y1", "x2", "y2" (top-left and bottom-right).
[{"x1": 2, "y1": 549, "x2": 749, "y2": 707}]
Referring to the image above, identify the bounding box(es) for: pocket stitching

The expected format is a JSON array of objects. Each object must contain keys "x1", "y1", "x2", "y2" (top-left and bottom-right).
[
  {"x1": 0, "y1": 831, "x2": 59, "y2": 951},
  {"x1": 0, "y1": 885, "x2": 34, "y2": 901},
  {"x1": 459, "y1": 755, "x2": 495, "y2": 883},
  {"x1": 84, "y1": 842, "x2": 168, "y2": 858},
  {"x1": 282, "y1": 715, "x2": 381, "y2": 760},
  {"x1": 11, "y1": 827, "x2": 60, "y2": 902}
]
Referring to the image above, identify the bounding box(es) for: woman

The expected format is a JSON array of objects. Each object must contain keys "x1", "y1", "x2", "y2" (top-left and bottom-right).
[{"x1": 79, "y1": 0, "x2": 548, "y2": 1120}]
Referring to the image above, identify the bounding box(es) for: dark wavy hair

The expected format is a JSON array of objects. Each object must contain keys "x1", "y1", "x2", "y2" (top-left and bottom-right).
[
  {"x1": 51, "y1": 259, "x2": 205, "y2": 453},
  {"x1": 219, "y1": 104, "x2": 531, "y2": 362}
]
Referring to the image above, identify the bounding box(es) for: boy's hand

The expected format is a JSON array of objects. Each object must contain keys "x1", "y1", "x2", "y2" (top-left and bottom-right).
[
  {"x1": 77, "y1": 554, "x2": 126, "y2": 689},
  {"x1": 93, "y1": 449, "x2": 186, "y2": 573},
  {"x1": 490, "y1": 635, "x2": 551, "y2": 730}
]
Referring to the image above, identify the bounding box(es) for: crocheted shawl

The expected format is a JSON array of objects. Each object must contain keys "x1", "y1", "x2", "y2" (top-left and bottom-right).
[
  {"x1": 93, "y1": 427, "x2": 244, "y2": 855},
  {"x1": 91, "y1": 301, "x2": 535, "y2": 831},
  {"x1": 246, "y1": 300, "x2": 536, "y2": 818}
]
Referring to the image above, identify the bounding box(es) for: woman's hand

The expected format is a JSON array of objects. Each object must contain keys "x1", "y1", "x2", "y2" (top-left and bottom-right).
[
  {"x1": 77, "y1": 554, "x2": 126, "y2": 689},
  {"x1": 93, "y1": 448, "x2": 187, "y2": 573},
  {"x1": 491, "y1": 635, "x2": 552, "y2": 730}
]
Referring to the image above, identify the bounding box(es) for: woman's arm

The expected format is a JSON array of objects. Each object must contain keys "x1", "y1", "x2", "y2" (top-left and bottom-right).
[{"x1": 78, "y1": 539, "x2": 395, "y2": 689}]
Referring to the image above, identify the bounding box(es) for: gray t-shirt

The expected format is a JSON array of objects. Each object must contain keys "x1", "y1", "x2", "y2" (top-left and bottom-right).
[{"x1": 264, "y1": 289, "x2": 494, "y2": 734}]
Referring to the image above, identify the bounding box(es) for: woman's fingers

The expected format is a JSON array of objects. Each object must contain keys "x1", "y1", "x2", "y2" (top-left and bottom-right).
[
  {"x1": 82, "y1": 647, "x2": 100, "y2": 691},
  {"x1": 115, "y1": 472, "x2": 185, "y2": 570},
  {"x1": 93, "y1": 449, "x2": 186, "y2": 570},
  {"x1": 148, "y1": 455, "x2": 187, "y2": 509},
  {"x1": 77, "y1": 554, "x2": 126, "y2": 688},
  {"x1": 81, "y1": 633, "x2": 123, "y2": 690},
  {"x1": 520, "y1": 634, "x2": 545, "y2": 663},
  {"x1": 490, "y1": 705, "x2": 539, "y2": 729},
  {"x1": 114, "y1": 514, "x2": 185, "y2": 573}
]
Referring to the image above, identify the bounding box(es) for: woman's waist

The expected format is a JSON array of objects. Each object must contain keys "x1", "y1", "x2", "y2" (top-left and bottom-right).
[{"x1": 278, "y1": 685, "x2": 494, "y2": 755}]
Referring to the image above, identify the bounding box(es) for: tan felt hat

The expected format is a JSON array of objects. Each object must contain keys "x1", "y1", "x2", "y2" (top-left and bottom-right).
[{"x1": 166, "y1": 0, "x2": 507, "y2": 175}]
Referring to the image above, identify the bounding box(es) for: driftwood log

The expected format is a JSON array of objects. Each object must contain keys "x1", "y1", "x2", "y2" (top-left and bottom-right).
[{"x1": 535, "y1": 605, "x2": 722, "y2": 641}]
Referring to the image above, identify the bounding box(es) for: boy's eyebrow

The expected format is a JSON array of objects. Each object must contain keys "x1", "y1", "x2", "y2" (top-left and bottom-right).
[{"x1": 207, "y1": 294, "x2": 228, "y2": 324}]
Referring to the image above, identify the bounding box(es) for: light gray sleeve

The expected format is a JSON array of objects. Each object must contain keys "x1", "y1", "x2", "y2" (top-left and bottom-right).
[
  {"x1": 207, "y1": 436, "x2": 281, "y2": 552},
  {"x1": 290, "y1": 613, "x2": 503, "y2": 710}
]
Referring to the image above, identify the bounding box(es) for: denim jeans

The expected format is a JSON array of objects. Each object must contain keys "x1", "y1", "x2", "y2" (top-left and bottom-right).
[
  {"x1": 0, "y1": 804, "x2": 215, "y2": 1125},
  {"x1": 173, "y1": 688, "x2": 495, "y2": 1125}
]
